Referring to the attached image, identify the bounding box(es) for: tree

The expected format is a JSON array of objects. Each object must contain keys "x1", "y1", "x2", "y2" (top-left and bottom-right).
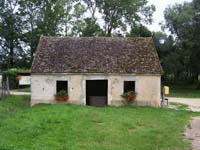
[
  {"x1": 83, "y1": 0, "x2": 97, "y2": 20},
  {"x1": 96, "y1": 0, "x2": 155, "y2": 36},
  {"x1": 127, "y1": 23, "x2": 152, "y2": 37},
  {"x1": 163, "y1": 0, "x2": 200, "y2": 82},
  {"x1": 0, "y1": 0, "x2": 24, "y2": 68},
  {"x1": 70, "y1": 2, "x2": 87, "y2": 36},
  {"x1": 152, "y1": 32, "x2": 183, "y2": 81},
  {"x1": 80, "y1": 0, "x2": 105, "y2": 36},
  {"x1": 36, "y1": 0, "x2": 66, "y2": 36},
  {"x1": 18, "y1": 0, "x2": 41, "y2": 63},
  {"x1": 19, "y1": 0, "x2": 68, "y2": 61},
  {"x1": 80, "y1": 18, "x2": 105, "y2": 36},
  {"x1": 63, "y1": 0, "x2": 74, "y2": 36}
]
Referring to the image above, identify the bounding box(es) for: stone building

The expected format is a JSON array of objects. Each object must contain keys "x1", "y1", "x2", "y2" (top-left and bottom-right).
[{"x1": 31, "y1": 36, "x2": 163, "y2": 106}]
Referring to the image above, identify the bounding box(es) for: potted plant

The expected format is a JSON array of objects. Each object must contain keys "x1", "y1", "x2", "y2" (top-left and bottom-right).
[
  {"x1": 121, "y1": 91, "x2": 137, "y2": 103},
  {"x1": 54, "y1": 90, "x2": 69, "y2": 101}
]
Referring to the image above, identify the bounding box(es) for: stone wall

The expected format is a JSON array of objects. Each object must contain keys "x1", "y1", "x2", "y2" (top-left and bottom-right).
[{"x1": 31, "y1": 74, "x2": 161, "y2": 106}]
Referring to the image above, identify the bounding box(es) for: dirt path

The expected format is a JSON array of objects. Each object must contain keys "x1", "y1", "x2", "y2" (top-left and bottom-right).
[
  {"x1": 185, "y1": 117, "x2": 200, "y2": 150},
  {"x1": 168, "y1": 97, "x2": 200, "y2": 112}
]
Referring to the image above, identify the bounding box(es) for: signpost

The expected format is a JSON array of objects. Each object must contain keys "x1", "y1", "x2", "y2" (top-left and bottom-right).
[
  {"x1": 161, "y1": 86, "x2": 170, "y2": 107},
  {"x1": 19, "y1": 76, "x2": 31, "y2": 85}
]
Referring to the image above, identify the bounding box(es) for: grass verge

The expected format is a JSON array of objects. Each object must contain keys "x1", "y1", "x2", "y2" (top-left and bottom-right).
[
  {"x1": 15, "y1": 88, "x2": 31, "y2": 93},
  {"x1": 0, "y1": 95, "x2": 199, "y2": 150},
  {"x1": 166, "y1": 84, "x2": 200, "y2": 98}
]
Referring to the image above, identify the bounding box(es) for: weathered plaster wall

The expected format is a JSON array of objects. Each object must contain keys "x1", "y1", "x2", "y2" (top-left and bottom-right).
[
  {"x1": 31, "y1": 74, "x2": 161, "y2": 106},
  {"x1": 135, "y1": 75, "x2": 161, "y2": 106}
]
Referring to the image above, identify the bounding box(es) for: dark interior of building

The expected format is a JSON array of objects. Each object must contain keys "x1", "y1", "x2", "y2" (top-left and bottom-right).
[{"x1": 86, "y1": 80, "x2": 108, "y2": 106}]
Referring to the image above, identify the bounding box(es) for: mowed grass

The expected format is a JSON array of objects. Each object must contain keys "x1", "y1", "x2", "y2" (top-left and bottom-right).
[
  {"x1": 167, "y1": 84, "x2": 200, "y2": 98},
  {"x1": 0, "y1": 95, "x2": 198, "y2": 150},
  {"x1": 14, "y1": 88, "x2": 31, "y2": 93},
  {"x1": 17, "y1": 88, "x2": 31, "y2": 92}
]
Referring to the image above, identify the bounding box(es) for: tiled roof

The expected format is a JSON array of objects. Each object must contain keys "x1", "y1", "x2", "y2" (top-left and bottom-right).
[{"x1": 31, "y1": 36, "x2": 163, "y2": 74}]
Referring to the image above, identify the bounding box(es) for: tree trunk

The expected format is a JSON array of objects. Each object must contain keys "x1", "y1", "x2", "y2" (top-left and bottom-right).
[
  {"x1": 107, "y1": 26, "x2": 112, "y2": 37},
  {"x1": 196, "y1": 82, "x2": 200, "y2": 90},
  {"x1": 9, "y1": 41, "x2": 14, "y2": 68}
]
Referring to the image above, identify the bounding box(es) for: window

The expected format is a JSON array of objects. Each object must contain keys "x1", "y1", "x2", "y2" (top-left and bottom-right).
[
  {"x1": 124, "y1": 81, "x2": 135, "y2": 93},
  {"x1": 56, "y1": 81, "x2": 68, "y2": 93}
]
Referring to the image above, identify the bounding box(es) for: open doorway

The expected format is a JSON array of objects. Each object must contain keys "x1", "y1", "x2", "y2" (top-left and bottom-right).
[{"x1": 86, "y1": 80, "x2": 108, "y2": 107}]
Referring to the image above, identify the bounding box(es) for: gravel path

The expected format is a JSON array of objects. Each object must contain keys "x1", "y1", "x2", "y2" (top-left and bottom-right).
[
  {"x1": 185, "y1": 117, "x2": 200, "y2": 150},
  {"x1": 168, "y1": 97, "x2": 200, "y2": 112},
  {"x1": 169, "y1": 98, "x2": 200, "y2": 149}
]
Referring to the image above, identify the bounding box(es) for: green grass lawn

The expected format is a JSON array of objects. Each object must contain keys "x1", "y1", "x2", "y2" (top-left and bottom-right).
[
  {"x1": 166, "y1": 84, "x2": 200, "y2": 98},
  {"x1": 0, "y1": 95, "x2": 198, "y2": 150}
]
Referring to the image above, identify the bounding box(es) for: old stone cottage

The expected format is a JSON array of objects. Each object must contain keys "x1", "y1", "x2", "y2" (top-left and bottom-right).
[{"x1": 31, "y1": 36, "x2": 163, "y2": 106}]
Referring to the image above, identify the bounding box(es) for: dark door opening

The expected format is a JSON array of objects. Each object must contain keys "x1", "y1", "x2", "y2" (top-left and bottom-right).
[{"x1": 86, "y1": 80, "x2": 108, "y2": 107}]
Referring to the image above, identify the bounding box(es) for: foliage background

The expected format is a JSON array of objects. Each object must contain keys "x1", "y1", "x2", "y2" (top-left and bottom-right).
[{"x1": 0, "y1": 0, "x2": 199, "y2": 84}]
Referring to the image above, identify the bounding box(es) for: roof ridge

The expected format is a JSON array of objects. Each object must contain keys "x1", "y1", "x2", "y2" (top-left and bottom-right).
[{"x1": 40, "y1": 36, "x2": 152, "y2": 40}]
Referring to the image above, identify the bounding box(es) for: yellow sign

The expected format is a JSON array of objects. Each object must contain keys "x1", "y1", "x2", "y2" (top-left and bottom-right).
[{"x1": 163, "y1": 86, "x2": 169, "y2": 95}]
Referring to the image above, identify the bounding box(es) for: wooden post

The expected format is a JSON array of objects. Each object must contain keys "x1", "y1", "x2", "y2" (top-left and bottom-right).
[
  {"x1": 6, "y1": 77, "x2": 10, "y2": 95},
  {"x1": 0, "y1": 81, "x2": 2, "y2": 100},
  {"x1": 1, "y1": 81, "x2": 5, "y2": 99}
]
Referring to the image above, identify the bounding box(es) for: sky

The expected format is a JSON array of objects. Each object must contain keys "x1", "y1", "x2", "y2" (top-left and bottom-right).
[{"x1": 147, "y1": 0, "x2": 193, "y2": 32}]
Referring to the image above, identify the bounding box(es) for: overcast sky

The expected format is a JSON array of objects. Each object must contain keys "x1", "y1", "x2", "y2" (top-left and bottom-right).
[{"x1": 147, "y1": 0, "x2": 193, "y2": 32}]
